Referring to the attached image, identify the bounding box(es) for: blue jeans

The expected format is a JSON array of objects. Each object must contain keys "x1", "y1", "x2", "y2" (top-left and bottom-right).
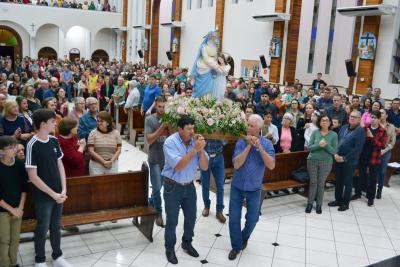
[
  {"x1": 149, "y1": 163, "x2": 164, "y2": 214},
  {"x1": 378, "y1": 151, "x2": 392, "y2": 187},
  {"x1": 61, "y1": 82, "x2": 72, "y2": 101},
  {"x1": 229, "y1": 185, "x2": 261, "y2": 250},
  {"x1": 200, "y1": 154, "x2": 225, "y2": 212},
  {"x1": 163, "y1": 180, "x2": 197, "y2": 251},
  {"x1": 34, "y1": 198, "x2": 63, "y2": 263}
]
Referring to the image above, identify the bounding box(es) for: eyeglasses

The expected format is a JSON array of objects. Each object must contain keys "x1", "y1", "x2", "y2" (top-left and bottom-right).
[{"x1": 349, "y1": 115, "x2": 360, "y2": 119}]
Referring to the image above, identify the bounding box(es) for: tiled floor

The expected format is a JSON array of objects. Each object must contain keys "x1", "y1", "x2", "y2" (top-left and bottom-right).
[{"x1": 18, "y1": 141, "x2": 400, "y2": 267}]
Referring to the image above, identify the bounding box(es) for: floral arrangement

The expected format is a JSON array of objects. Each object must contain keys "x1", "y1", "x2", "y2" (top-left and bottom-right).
[{"x1": 161, "y1": 95, "x2": 247, "y2": 137}]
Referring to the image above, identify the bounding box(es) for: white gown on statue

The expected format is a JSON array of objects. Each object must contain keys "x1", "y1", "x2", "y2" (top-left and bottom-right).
[{"x1": 212, "y1": 64, "x2": 231, "y2": 101}]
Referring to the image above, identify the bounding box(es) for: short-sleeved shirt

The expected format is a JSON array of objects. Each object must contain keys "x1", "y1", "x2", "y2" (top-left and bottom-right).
[
  {"x1": 161, "y1": 132, "x2": 209, "y2": 183},
  {"x1": 112, "y1": 85, "x2": 126, "y2": 105},
  {"x1": 145, "y1": 114, "x2": 168, "y2": 164},
  {"x1": 0, "y1": 115, "x2": 29, "y2": 136},
  {"x1": 232, "y1": 137, "x2": 275, "y2": 191},
  {"x1": 88, "y1": 75, "x2": 99, "y2": 93},
  {"x1": 87, "y1": 129, "x2": 122, "y2": 161},
  {"x1": 25, "y1": 136, "x2": 63, "y2": 202},
  {"x1": 0, "y1": 160, "x2": 28, "y2": 212},
  {"x1": 142, "y1": 84, "x2": 161, "y2": 113}
]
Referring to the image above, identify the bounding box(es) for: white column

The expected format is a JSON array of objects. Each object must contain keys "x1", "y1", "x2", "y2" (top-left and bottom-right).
[
  {"x1": 116, "y1": 31, "x2": 122, "y2": 60},
  {"x1": 85, "y1": 31, "x2": 91, "y2": 59},
  {"x1": 58, "y1": 28, "x2": 64, "y2": 60},
  {"x1": 29, "y1": 36, "x2": 36, "y2": 58}
]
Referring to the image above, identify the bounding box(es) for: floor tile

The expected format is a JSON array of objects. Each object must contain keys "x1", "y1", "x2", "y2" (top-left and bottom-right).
[
  {"x1": 274, "y1": 245, "x2": 305, "y2": 263},
  {"x1": 206, "y1": 248, "x2": 240, "y2": 266},
  {"x1": 100, "y1": 247, "x2": 143, "y2": 265},
  {"x1": 306, "y1": 238, "x2": 336, "y2": 254},
  {"x1": 335, "y1": 242, "x2": 368, "y2": 258},
  {"x1": 272, "y1": 258, "x2": 305, "y2": 267},
  {"x1": 365, "y1": 246, "x2": 396, "y2": 261},
  {"x1": 238, "y1": 254, "x2": 272, "y2": 267},
  {"x1": 337, "y1": 254, "x2": 370, "y2": 267},
  {"x1": 130, "y1": 251, "x2": 168, "y2": 266},
  {"x1": 306, "y1": 249, "x2": 338, "y2": 267}
]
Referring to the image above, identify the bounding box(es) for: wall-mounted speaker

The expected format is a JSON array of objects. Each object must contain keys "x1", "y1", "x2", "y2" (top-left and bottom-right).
[
  {"x1": 259, "y1": 55, "x2": 268, "y2": 69},
  {"x1": 166, "y1": 51, "x2": 172, "y2": 61},
  {"x1": 137, "y1": 50, "x2": 144, "y2": 58},
  {"x1": 345, "y1": 59, "x2": 356, "y2": 77}
]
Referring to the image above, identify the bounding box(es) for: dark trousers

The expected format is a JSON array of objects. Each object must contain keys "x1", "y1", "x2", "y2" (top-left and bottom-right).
[
  {"x1": 34, "y1": 198, "x2": 63, "y2": 263},
  {"x1": 335, "y1": 163, "x2": 357, "y2": 206},
  {"x1": 355, "y1": 159, "x2": 379, "y2": 200},
  {"x1": 163, "y1": 180, "x2": 197, "y2": 251}
]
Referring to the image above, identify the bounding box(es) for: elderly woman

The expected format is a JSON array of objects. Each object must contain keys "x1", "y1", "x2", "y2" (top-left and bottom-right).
[
  {"x1": 58, "y1": 118, "x2": 86, "y2": 177},
  {"x1": 0, "y1": 101, "x2": 32, "y2": 144},
  {"x1": 88, "y1": 111, "x2": 122, "y2": 175},
  {"x1": 275, "y1": 113, "x2": 298, "y2": 153},
  {"x1": 306, "y1": 115, "x2": 338, "y2": 214},
  {"x1": 69, "y1": 97, "x2": 87, "y2": 126}
]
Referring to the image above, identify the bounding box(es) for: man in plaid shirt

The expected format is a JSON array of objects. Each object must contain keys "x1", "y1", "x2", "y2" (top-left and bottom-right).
[{"x1": 353, "y1": 110, "x2": 388, "y2": 206}]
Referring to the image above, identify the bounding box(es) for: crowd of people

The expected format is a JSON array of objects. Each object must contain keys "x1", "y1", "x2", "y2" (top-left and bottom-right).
[
  {"x1": 0, "y1": 0, "x2": 118, "y2": 12},
  {"x1": 0, "y1": 55, "x2": 400, "y2": 266}
]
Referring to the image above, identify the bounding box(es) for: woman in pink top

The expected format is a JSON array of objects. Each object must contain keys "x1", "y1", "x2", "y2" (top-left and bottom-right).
[
  {"x1": 276, "y1": 113, "x2": 298, "y2": 153},
  {"x1": 361, "y1": 100, "x2": 382, "y2": 128}
]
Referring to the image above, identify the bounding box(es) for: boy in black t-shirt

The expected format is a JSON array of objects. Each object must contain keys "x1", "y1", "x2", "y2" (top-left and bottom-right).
[
  {"x1": 0, "y1": 136, "x2": 27, "y2": 267},
  {"x1": 25, "y1": 109, "x2": 73, "y2": 267}
]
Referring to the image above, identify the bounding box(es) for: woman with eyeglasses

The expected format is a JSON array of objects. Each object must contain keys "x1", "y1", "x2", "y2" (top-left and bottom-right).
[
  {"x1": 305, "y1": 115, "x2": 338, "y2": 214},
  {"x1": 289, "y1": 99, "x2": 303, "y2": 128}
]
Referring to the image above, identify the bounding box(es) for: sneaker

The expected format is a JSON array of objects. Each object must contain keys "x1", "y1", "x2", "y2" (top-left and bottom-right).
[
  {"x1": 34, "y1": 263, "x2": 48, "y2": 267},
  {"x1": 53, "y1": 256, "x2": 74, "y2": 267}
]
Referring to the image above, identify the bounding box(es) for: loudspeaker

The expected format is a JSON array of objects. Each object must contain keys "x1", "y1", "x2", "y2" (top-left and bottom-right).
[
  {"x1": 166, "y1": 51, "x2": 172, "y2": 61},
  {"x1": 259, "y1": 55, "x2": 268, "y2": 69},
  {"x1": 137, "y1": 50, "x2": 144, "y2": 58},
  {"x1": 345, "y1": 59, "x2": 356, "y2": 77}
]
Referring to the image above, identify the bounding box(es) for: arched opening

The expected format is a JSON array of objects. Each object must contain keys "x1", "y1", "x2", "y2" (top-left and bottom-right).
[
  {"x1": 69, "y1": 48, "x2": 80, "y2": 61},
  {"x1": 0, "y1": 26, "x2": 22, "y2": 67},
  {"x1": 38, "y1": 47, "x2": 58, "y2": 60},
  {"x1": 92, "y1": 49, "x2": 109, "y2": 63}
]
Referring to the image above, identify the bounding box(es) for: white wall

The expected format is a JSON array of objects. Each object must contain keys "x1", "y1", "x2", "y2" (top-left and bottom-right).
[
  {"x1": 35, "y1": 24, "x2": 59, "y2": 57},
  {"x1": 158, "y1": 0, "x2": 173, "y2": 65},
  {"x1": 92, "y1": 28, "x2": 117, "y2": 60},
  {"x1": 295, "y1": 0, "x2": 356, "y2": 87},
  {"x1": 372, "y1": 0, "x2": 400, "y2": 99},
  {"x1": 64, "y1": 26, "x2": 91, "y2": 59},
  {"x1": 223, "y1": 0, "x2": 274, "y2": 78},
  {"x1": 180, "y1": 0, "x2": 217, "y2": 69}
]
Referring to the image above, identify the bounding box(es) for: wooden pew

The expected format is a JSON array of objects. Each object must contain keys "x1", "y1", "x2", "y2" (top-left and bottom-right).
[
  {"x1": 128, "y1": 108, "x2": 145, "y2": 146},
  {"x1": 22, "y1": 164, "x2": 158, "y2": 242},
  {"x1": 260, "y1": 151, "x2": 308, "y2": 207}
]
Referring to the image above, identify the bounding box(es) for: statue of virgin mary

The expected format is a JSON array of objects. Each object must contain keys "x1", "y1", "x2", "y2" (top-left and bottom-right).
[{"x1": 191, "y1": 30, "x2": 221, "y2": 99}]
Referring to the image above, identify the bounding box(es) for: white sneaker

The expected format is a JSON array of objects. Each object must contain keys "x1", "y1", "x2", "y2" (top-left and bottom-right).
[
  {"x1": 34, "y1": 263, "x2": 49, "y2": 267},
  {"x1": 53, "y1": 256, "x2": 74, "y2": 267}
]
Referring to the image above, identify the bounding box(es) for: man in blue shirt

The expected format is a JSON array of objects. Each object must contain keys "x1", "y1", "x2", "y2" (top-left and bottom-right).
[
  {"x1": 60, "y1": 64, "x2": 74, "y2": 102},
  {"x1": 141, "y1": 75, "x2": 161, "y2": 116},
  {"x1": 228, "y1": 114, "x2": 275, "y2": 260},
  {"x1": 162, "y1": 116, "x2": 209, "y2": 264},
  {"x1": 78, "y1": 97, "x2": 98, "y2": 140}
]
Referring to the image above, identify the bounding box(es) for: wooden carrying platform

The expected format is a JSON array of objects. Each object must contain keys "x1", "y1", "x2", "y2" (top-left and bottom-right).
[{"x1": 21, "y1": 164, "x2": 158, "y2": 242}]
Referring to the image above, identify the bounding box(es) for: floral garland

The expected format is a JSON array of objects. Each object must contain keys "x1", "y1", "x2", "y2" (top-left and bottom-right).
[{"x1": 161, "y1": 95, "x2": 247, "y2": 137}]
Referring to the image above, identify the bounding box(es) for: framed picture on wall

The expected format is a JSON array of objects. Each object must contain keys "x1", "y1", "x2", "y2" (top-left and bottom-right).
[
  {"x1": 358, "y1": 32, "x2": 376, "y2": 60},
  {"x1": 269, "y1": 37, "x2": 281, "y2": 58}
]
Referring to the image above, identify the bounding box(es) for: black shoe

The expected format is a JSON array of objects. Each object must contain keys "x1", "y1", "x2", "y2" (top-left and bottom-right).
[
  {"x1": 13, "y1": 265, "x2": 22, "y2": 267},
  {"x1": 316, "y1": 205, "x2": 322, "y2": 214},
  {"x1": 228, "y1": 249, "x2": 240, "y2": 260},
  {"x1": 166, "y1": 250, "x2": 178, "y2": 264},
  {"x1": 241, "y1": 239, "x2": 248, "y2": 250},
  {"x1": 282, "y1": 189, "x2": 290, "y2": 194},
  {"x1": 292, "y1": 187, "x2": 299, "y2": 193},
  {"x1": 328, "y1": 200, "x2": 340, "y2": 207},
  {"x1": 376, "y1": 187, "x2": 382, "y2": 199},
  {"x1": 351, "y1": 194, "x2": 361, "y2": 201},
  {"x1": 338, "y1": 205, "x2": 349, "y2": 211},
  {"x1": 305, "y1": 204, "x2": 313, "y2": 213},
  {"x1": 181, "y1": 243, "x2": 199, "y2": 257},
  {"x1": 368, "y1": 199, "x2": 374, "y2": 206}
]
